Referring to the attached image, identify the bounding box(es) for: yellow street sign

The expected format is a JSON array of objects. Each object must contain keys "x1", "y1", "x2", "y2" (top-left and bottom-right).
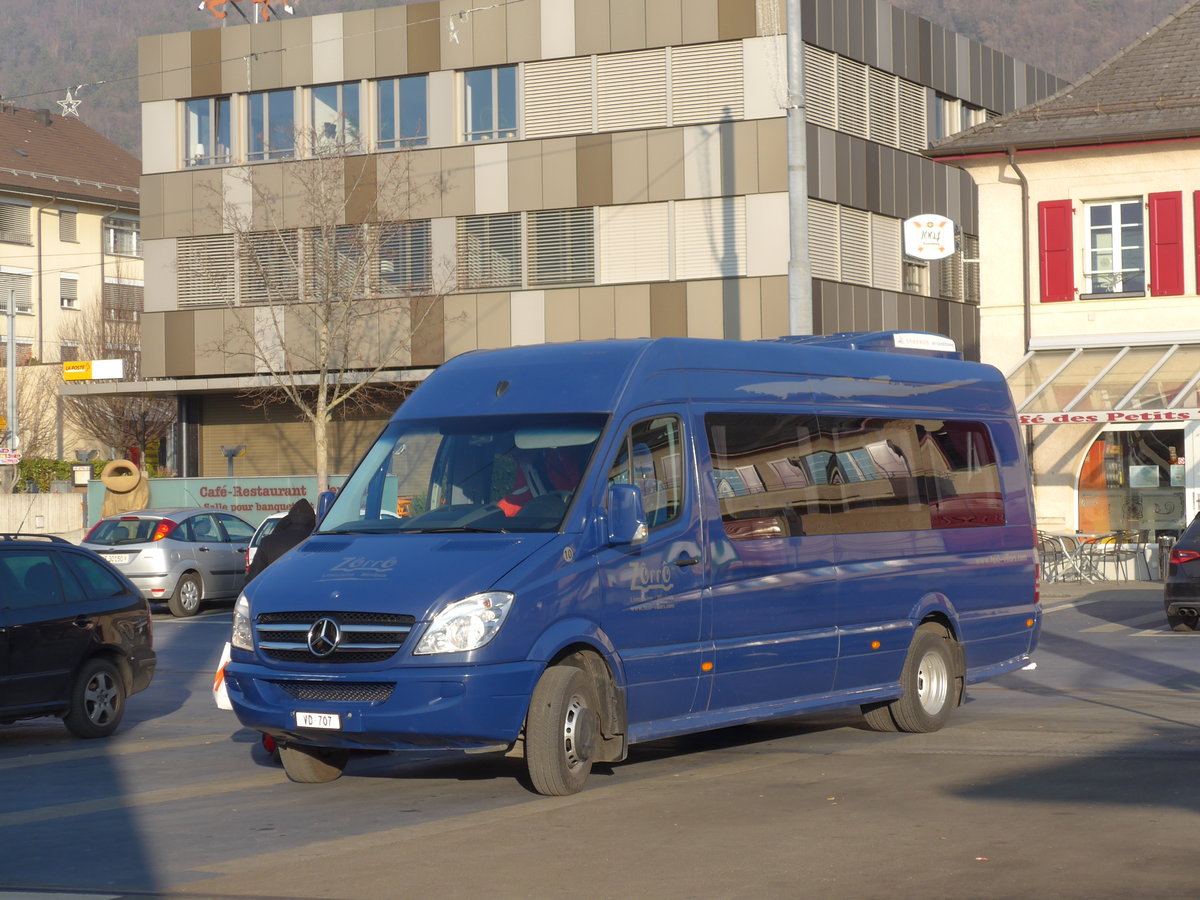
[{"x1": 63, "y1": 361, "x2": 92, "y2": 381}]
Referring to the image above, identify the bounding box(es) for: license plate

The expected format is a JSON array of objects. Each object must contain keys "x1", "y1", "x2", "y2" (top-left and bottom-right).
[
  {"x1": 294, "y1": 711, "x2": 341, "y2": 730},
  {"x1": 104, "y1": 553, "x2": 130, "y2": 564}
]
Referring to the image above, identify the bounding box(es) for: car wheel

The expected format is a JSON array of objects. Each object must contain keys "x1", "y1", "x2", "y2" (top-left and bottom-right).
[
  {"x1": 279, "y1": 742, "x2": 349, "y2": 783},
  {"x1": 863, "y1": 625, "x2": 959, "y2": 734},
  {"x1": 63, "y1": 658, "x2": 125, "y2": 739},
  {"x1": 1168, "y1": 613, "x2": 1199, "y2": 632},
  {"x1": 168, "y1": 572, "x2": 203, "y2": 617},
  {"x1": 525, "y1": 665, "x2": 599, "y2": 796}
]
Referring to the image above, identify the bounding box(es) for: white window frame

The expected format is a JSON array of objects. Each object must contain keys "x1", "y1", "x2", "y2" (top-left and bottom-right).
[
  {"x1": 183, "y1": 95, "x2": 232, "y2": 167},
  {"x1": 309, "y1": 82, "x2": 362, "y2": 155},
  {"x1": 60, "y1": 274, "x2": 80, "y2": 310},
  {"x1": 376, "y1": 74, "x2": 429, "y2": 150},
  {"x1": 247, "y1": 88, "x2": 297, "y2": 162},
  {"x1": 104, "y1": 216, "x2": 141, "y2": 258},
  {"x1": 1084, "y1": 198, "x2": 1146, "y2": 295},
  {"x1": 463, "y1": 65, "x2": 519, "y2": 143}
]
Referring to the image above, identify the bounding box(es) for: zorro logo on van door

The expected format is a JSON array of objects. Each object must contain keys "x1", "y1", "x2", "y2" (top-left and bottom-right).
[
  {"x1": 318, "y1": 556, "x2": 399, "y2": 581},
  {"x1": 627, "y1": 560, "x2": 674, "y2": 605}
]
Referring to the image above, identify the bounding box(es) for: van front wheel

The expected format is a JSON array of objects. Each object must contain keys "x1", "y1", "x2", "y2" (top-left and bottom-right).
[
  {"x1": 863, "y1": 627, "x2": 958, "y2": 734},
  {"x1": 526, "y1": 666, "x2": 599, "y2": 796}
]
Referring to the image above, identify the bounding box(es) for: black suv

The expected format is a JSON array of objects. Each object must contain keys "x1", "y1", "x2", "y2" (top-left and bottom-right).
[
  {"x1": 1165, "y1": 515, "x2": 1200, "y2": 631},
  {"x1": 0, "y1": 534, "x2": 156, "y2": 737}
]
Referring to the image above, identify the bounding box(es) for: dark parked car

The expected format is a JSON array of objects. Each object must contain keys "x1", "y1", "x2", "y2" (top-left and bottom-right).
[
  {"x1": 82, "y1": 508, "x2": 254, "y2": 617},
  {"x1": 0, "y1": 534, "x2": 156, "y2": 737},
  {"x1": 1164, "y1": 516, "x2": 1200, "y2": 631}
]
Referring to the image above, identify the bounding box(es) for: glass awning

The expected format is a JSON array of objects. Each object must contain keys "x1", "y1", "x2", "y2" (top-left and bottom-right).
[{"x1": 1006, "y1": 344, "x2": 1200, "y2": 422}]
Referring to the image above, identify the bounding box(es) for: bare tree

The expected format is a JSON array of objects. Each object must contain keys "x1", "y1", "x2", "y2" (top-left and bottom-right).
[
  {"x1": 58, "y1": 298, "x2": 176, "y2": 469},
  {"x1": 0, "y1": 363, "x2": 58, "y2": 458},
  {"x1": 191, "y1": 137, "x2": 449, "y2": 491}
]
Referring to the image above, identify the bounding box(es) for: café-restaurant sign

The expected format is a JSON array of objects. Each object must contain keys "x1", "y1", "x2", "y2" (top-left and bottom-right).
[
  {"x1": 1019, "y1": 408, "x2": 1200, "y2": 426},
  {"x1": 903, "y1": 215, "x2": 956, "y2": 260}
]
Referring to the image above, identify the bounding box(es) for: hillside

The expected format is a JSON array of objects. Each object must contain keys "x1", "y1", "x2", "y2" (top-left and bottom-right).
[{"x1": 0, "y1": 0, "x2": 1187, "y2": 157}]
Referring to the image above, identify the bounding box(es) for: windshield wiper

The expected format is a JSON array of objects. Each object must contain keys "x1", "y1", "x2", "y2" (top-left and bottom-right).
[{"x1": 409, "y1": 525, "x2": 511, "y2": 534}]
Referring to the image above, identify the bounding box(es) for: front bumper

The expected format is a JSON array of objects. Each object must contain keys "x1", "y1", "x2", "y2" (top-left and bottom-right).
[{"x1": 225, "y1": 658, "x2": 544, "y2": 753}]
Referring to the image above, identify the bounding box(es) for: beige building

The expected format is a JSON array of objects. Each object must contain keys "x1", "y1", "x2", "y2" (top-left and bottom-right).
[
  {"x1": 0, "y1": 105, "x2": 142, "y2": 460},
  {"x1": 131, "y1": 0, "x2": 1061, "y2": 477},
  {"x1": 930, "y1": 0, "x2": 1200, "y2": 540}
]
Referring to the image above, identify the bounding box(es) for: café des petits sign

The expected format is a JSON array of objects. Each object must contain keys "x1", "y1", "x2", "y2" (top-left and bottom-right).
[
  {"x1": 1019, "y1": 409, "x2": 1200, "y2": 426},
  {"x1": 903, "y1": 215, "x2": 955, "y2": 260}
]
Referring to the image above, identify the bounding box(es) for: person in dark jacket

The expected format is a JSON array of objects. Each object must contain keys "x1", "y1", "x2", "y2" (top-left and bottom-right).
[{"x1": 245, "y1": 498, "x2": 316, "y2": 584}]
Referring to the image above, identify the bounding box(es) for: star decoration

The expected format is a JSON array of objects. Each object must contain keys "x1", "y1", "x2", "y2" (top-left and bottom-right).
[{"x1": 57, "y1": 87, "x2": 82, "y2": 118}]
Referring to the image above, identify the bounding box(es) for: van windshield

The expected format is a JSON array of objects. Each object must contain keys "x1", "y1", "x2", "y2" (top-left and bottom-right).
[{"x1": 319, "y1": 413, "x2": 608, "y2": 535}]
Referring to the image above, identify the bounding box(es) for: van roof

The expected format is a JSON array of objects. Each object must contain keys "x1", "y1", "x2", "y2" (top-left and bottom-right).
[{"x1": 397, "y1": 333, "x2": 1013, "y2": 421}]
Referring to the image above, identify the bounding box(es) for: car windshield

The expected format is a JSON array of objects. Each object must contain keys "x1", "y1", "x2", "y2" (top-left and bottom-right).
[
  {"x1": 87, "y1": 518, "x2": 161, "y2": 546},
  {"x1": 319, "y1": 413, "x2": 607, "y2": 535}
]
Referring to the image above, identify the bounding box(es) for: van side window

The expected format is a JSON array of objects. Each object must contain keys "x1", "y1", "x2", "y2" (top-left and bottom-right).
[
  {"x1": 705, "y1": 413, "x2": 1005, "y2": 540},
  {"x1": 608, "y1": 416, "x2": 684, "y2": 529}
]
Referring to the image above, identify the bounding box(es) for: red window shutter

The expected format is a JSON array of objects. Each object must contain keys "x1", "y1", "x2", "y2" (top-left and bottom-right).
[
  {"x1": 1037, "y1": 199, "x2": 1074, "y2": 303},
  {"x1": 1149, "y1": 191, "x2": 1184, "y2": 296}
]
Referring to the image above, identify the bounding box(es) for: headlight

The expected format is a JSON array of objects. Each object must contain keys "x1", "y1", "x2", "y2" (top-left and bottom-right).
[
  {"x1": 231, "y1": 594, "x2": 252, "y2": 651},
  {"x1": 414, "y1": 591, "x2": 514, "y2": 655}
]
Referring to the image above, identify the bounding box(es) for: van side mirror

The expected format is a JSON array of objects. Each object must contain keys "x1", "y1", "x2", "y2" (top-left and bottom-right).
[
  {"x1": 607, "y1": 484, "x2": 649, "y2": 546},
  {"x1": 316, "y1": 490, "x2": 336, "y2": 521}
]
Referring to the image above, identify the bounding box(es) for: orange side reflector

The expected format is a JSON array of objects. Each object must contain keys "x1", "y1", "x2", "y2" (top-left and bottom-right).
[
  {"x1": 870, "y1": 640, "x2": 881, "y2": 650},
  {"x1": 701, "y1": 662, "x2": 714, "y2": 672},
  {"x1": 1026, "y1": 618, "x2": 1035, "y2": 628}
]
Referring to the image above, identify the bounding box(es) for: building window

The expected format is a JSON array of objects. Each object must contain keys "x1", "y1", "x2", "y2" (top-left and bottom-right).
[
  {"x1": 457, "y1": 213, "x2": 521, "y2": 288},
  {"x1": 60, "y1": 341, "x2": 80, "y2": 362},
  {"x1": 0, "y1": 338, "x2": 34, "y2": 367},
  {"x1": 248, "y1": 89, "x2": 296, "y2": 162},
  {"x1": 1085, "y1": 199, "x2": 1144, "y2": 294},
  {"x1": 310, "y1": 82, "x2": 361, "y2": 154},
  {"x1": 59, "y1": 209, "x2": 77, "y2": 243},
  {"x1": 903, "y1": 260, "x2": 929, "y2": 296},
  {"x1": 103, "y1": 278, "x2": 144, "y2": 316},
  {"x1": 377, "y1": 75, "x2": 428, "y2": 149},
  {"x1": 1079, "y1": 429, "x2": 1186, "y2": 537},
  {"x1": 183, "y1": 96, "x2": 231, "y2": 167},
  {"x1": 528, "y1": 208, "x2": 594, "y2": 286},
  {"x1": 375, "y1": 220, "x2": 432, "y2": 294},
  {"x1": 464, "y1": 66, "x2": 517, "y2": 142},
  {"x1": 0, "y1": 271, "x2": 32, "y2": 314},
  {"x1": 60, "y1": 275, "x2": 79, "y2": 309},
  {"x1": 0, "y1": 202, "x2": 31, "y2": 245},
  {"x1": 104, "y1": 217, "x2": 141, "y2": 257}
]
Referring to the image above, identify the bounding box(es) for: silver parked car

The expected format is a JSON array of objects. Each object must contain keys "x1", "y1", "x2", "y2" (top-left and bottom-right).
[{"x1": 81, "y1": 508, "x2": 255, "y2": 617}]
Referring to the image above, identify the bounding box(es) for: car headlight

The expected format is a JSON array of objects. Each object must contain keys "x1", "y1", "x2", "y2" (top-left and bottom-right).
[
  {"x1": 414, "y1": 591, "x2": 514, "y2": 655},
  {"x1": 232, "y1": 594, "x2": 252, "y2": 651}
]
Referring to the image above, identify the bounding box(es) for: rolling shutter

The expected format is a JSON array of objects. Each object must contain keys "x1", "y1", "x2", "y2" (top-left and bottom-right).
[
  {"x1": 524, "y1": 57, "x2": 594, "y2": 139},
  {"x1": 1149, "y1": 191, "x2": 1184, "y2": 297},
  {"x1": 177, "y1": 235, "x2": 235, "y2": 308},
  {"x1": 804, "y1": 45, "x2": 837, "y2": 130},
  {"x1": 1037, "y1": 199, "x2": 1075, "y2": 303},
  {"x1": 597, "y1": 49, "x2": 668, "y2": 132},
  {"x1": 671, "y1": 43, "x2": 744, "y2": 125},
  {"x1": 673, "y1": 197, "x2": 746, "y2": 280},
  {"x1": 598, "y1": 204, "x2": 669, "y2": 284}
]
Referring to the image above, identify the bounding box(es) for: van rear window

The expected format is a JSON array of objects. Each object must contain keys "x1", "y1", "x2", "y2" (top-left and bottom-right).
[{"x1": 705, "y1": 413, "x2": 1005, "y2": 539}]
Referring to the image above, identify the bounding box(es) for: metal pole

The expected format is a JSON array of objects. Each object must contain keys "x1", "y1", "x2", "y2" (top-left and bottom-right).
[
  {"x1": 6, "y1": 289, "x2": 16, "y2": 450},
  {"x1": 786, "y1": 0, "x2": 813, "y2": 336}
]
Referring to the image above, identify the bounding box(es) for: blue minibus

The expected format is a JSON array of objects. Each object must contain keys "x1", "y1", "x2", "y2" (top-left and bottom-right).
[{"x1": 225, "y1": 332, "x2": 1040, "y2": 794}]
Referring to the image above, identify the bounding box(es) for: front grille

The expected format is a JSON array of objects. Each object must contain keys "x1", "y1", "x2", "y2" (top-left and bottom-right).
[
  {"x1": 254, "y1": 610, "x2": 415, "y2": 664},
  {"x1": 269, "y1": 680, "x2": 395, "y2": 703}
]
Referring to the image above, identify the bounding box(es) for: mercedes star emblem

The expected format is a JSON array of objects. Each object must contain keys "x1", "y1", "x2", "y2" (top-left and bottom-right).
[{"x1": 307, "y1": 617, "x2": 342, "y2": 657}]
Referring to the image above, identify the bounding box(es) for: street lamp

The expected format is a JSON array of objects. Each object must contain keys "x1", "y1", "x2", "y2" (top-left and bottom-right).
[{"x1": 221, "y1": 444, "x2": 246, "y2": 477}]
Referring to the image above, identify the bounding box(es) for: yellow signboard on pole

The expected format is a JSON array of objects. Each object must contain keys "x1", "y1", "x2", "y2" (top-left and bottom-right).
[{"x1": 62, "y1": 359, "x2": 124, "y2": 381}]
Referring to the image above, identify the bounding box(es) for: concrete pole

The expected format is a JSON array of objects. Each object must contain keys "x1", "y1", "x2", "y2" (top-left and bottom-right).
[
  {"x1": 786, "y1": 0, "x2": 813, "y2": 336},
  {"x1": 6, "y1": 289, "x2": 16, "y2": 450}
]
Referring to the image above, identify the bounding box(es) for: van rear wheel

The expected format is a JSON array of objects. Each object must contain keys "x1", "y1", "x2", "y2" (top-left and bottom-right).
[
  {"x1": 279, "y1": 742, "x2": 349, "y2": 783},
  {"x1": 862, "y1": 626, "x2": 958, "y2": 734},
  {"x1": 526, "y1": 666, "x2": 599, "y2": 796}
]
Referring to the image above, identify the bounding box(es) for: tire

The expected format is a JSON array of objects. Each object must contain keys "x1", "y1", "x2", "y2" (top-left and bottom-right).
[
  {"x1": 862, "y1": 625, "x2": 958, "y2": 734},
  {"x1": 63, "y1": 659, "x2": 126, "y2": 739},
  {"x1": 168, "y1": 572, "x2": 203, "y2": 617},
  {"x1": 279, "y1": 742, "x2": 350, "y2": 783},
  {"x1": 1168, "y1": 613, "x2": 1199, "y2": 632},
  {"x1": 525, "y1": 666, "x2": 600, "y2": 796}
]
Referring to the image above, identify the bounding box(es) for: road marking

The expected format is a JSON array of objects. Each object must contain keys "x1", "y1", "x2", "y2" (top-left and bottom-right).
[
  {"x1": 0, "y1": 773, "x2": 280, "y2": 829},
  {"x1": 0, "y1": 733, "x2": 235, "y2": 772},
  {"x1": 1082, "y1": 612, "x2": 1167, "y2": 633}
]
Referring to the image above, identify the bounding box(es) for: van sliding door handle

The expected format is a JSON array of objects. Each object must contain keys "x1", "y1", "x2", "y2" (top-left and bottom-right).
[{"x1": 673, "y1": 554, "x2": 700, "y2": 567}]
